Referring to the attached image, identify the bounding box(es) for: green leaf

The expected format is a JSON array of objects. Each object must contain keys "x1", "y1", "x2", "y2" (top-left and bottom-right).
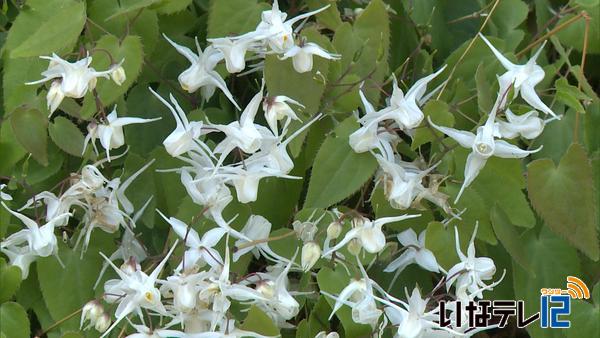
[
  {"x1": 152, "y1": 0, "x2": 192, "y2": 14},
  {"x1": 37, "y1": 233, "x2": 117, "y2": 332},
  {"x1": 424, "y1": 222, "x2": 459, "y2": 270},
  {"x1": 445, "y1": 147, "x2": 536, "y2": 244},
  {"x1": 106, "y1": 0, "x2": 161, "y2": 20},
  {"x1": 5, "y1": 0, "x2": 85, "y2": 58},
  {"x1": 304, "y1": 117, "x2": 378, "y2": 208},
  {"x1": 350, "y1": 0, "x2": 390, "y2": 104},
  {"x1": 490, "y1": 205, "x2": 533, "y2": 272},
  {"x1": 306, "y1": 0, "x2": 343, "y2": 30},
  {"x1": 555, "y1": 4, "x2": 600, "y2": 54},
  {"x1": 60, "y1": 332, "x2": 85, "y2": 338},
  {"x1": 88, "y1": 0, "x2": 160, "y2": 56},
  {"x1": 316, "y1": 267, "x2": 371, "y2": 337},
  {"x1": 411, "y1": 100, "x2": 455, "y2": 149},
  {"x1": 0, "y1": 258, "x2": 22, "y2": 303},
  {"x1": 10, "y1": 106, "x2": 48, "y2": 166},
  {"x1": 239, "y1": 306, "x2": 280, "y2": 336},
  {"x1": 513, "y1": 228, "x2": 582, "y2": 338},
  {"x1": 0, "y1": 302, "x2": 29, "y2": 338},
  {"x1": 569, "y1": 282, "x2": 599, "y2": 338},
  {"x1": 0, "y1": 121, "x2": 27, "y2": 177},
  {"x1": 80, "y1": 35, "x2": 144, "y2": 118},
  {"x1": 49, "y1": 117, "x2": 84, "y2": 157},
  {"x1": 2, "y1": 55, "x2": 46, "y2": 114},
  {"x1": 555, "y1": 77, "x2": 591, "y2": 114},
  {"x1": 207, "y1": 0, "x2": 268, "y2": 38},
  {"x1": 527, "y1": 142, "x2": 599, "y2": 260}
]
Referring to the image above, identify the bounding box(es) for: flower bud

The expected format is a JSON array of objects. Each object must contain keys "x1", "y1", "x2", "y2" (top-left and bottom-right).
[
  {"x1": 301, "y1": 241, "x2": 321, "y2": 272},
  {"x1": 47, "y1": 80, "x2": 65, "y2": 114},
  {"x1": 80, "y1": 300, "x2": 103, "y2": 329},
  {"x1": 110, "y1": 66, "x2": 126, "y2": 86},
  {"x1": 94, "y1": 313, "x2": 111, "y2": 333},
  {"x1": 347, "y1": 238, "x2": 362, "y2": 256},
  {"x1": 327, "y1": 221, "x2": 342, "y2": 240}
]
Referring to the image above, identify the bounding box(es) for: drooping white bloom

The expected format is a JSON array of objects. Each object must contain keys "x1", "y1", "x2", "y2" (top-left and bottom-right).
[
  {"x1": 26, "y1": 53, "x2": 118, "y2": 116},
  {"x1": 124, "y1": 322, "x2": 187, "y2": 338},
  {"x1": 262, "y1": 95, "x2": 304, "y2": 135},
  {"x1": 362, "y1": 66, "x2": 447, "y2": 131},
  {"x1": 0, "y1": 245, "x2": 37, "y2": 279},
  {"x1": 94, "y1": 228, "x2": 148, "y2": 289},
  {"x1": 428, "y1": 108, "x2": 541, "y2": 203},
  {"x1": 213, "y1": 83, "x2": 273, "y2": 165},
  {"x1": 315, "y1": 332, "x2": 340, "y2": 338},
  {"x1": 446, "y1": 225, "x2": 496, "y2": 298},
  {"x1": 158, "y1": 210, "x2": 226, "y2": 270},
  {"x1": 207, "y1": 36, "x2": 259, "y2": 73},
  {"x1": 385, "y1": 228, "x2": 440, "y2": 274},
  {"x1": 99, "y1": 241, "x2": 178, "y2": 337},
  {"x1": 349, "y1": 88, "x2": 399, "y2": 153},
  {"x1": 496, "y1": 109, "x2": 547, "y2": 139},
  {"x1": 323, "y1": 214, "x2": 420, "y2": 255},
  {"x1": 149, "y1": 88, "x2": 208, "y2": 157},
  {"x1": 479, "y1": 33, "x2": 558, "y2": 118},
  {"x1": 233, "y1": 215, "x2": 290, "y2": 263},
  {"x1": 252, "y1": 0, "x2": 330, "y2": 53},
  {"x1": 280, "y1": 42, "x2": 340, "y2": 73},
  {"x1": 375, "y1": 287, "x2": 455, "y2": 338},
  {"x1": 323, "y1": 259, "x2": 382, "y2": 327},
  {"x1": 1, "y1": 202, "x2": 70, "y2": 261},
  {"x1": 83, "y1": 107, "x2": 161, "y2": 161},
  {"x1": 164, "y1": 34, "x2": 241, "y2": 110}
]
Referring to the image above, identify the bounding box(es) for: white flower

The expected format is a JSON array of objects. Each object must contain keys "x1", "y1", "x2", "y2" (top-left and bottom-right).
[
  {"x1": 479, "y1": 33, "x2": 558, "y2": 118},
  {"x1": 301, "y1": 241, "x2": 321, "y2": 272},
  {"x1": 217, "y1": 163, "x2": 300, "y2": 203},
  {"x1": 164, "y1": 34, "x2": 241, "y2": 110},
  {"x1": 385, "y1": 228, "x2": 440, "y2": 274},
  {"x1": 81, "y1": 300, "x2": 104, "y2": 330},
  {"x1": 208, "y1": 36, "x2": 258, "y2": 73},
  {"x1": 94, "y1": 229, "x2": 147, "y2": 289},
  {"x1": 375, "y1": 287, "x2": 451, "y2": 338},
  {"x1": 446, "y1": 225, "x2": 496, "y2": 298},
  {"x1": 0, "y1": 184, "x2": 12, "y2": 201},
  {"x1": 1, "y1": 202, "x2": 70, "y2": 260},
  {"x1": 496, "y1": 109, "x2": 546, "y2": 139},
  {"x1": 0, "y1": 245, "x2": 37, "y2": 279},
  {"x1": 253, "y1": 0, "x2": 330, "y2": 53},
  {"x1": 233, "y1": 215, "x2": 290, "y2": 263},
  {"x1": 83, "y1": 107, "x2": 161, "y2": 161},
  {"x1": 213, "y1": 83, "x2": 275, "y2": 166},
  {"x1": 361, "y1": 66, "x2": 447, "y2": 131},
  {"x1": 26, "y1": 53, "x2": 117, "y2": 115},
  {"x1": 262, "y1": 95, "x2": 304, "y2": 135},
  {"x1": 99, "y1": 241, "x2": 178, "y2": 337},
  {"x1": 349, "y1": 89, "x2": 399, "y2": 153},
  {"x1": 158, "y1": 210, "x2": 226, "y2": 270},
  {"x1": 323, "y1": 260, "x2": 382, "y2": 327},
  {"x1": 150, "y1": 88, "x2": 208, "y2": 157},
  {"x1": 94, "y1": 314, "x2": 111, "y2": 333},
  {"x1": 323, "y1": 214, "x2": 420, "y2": 255},
  {"x1": 315, "y1": 332, "x2": 339, "y2": 338},
  {"x1": 124, "y1": 322, "x2": 186, "y2": 338},
  {"x1": 280, "y1": 42, "x2": 340, "y2": 73},
  {"x1": 428, "y1": 109, "x2": 541, "y2": 203}
]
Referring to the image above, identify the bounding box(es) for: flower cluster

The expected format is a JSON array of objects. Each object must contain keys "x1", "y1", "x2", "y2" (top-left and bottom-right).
[{"x1": 2, "y1": 1, "x2": 567, "y2": 338}]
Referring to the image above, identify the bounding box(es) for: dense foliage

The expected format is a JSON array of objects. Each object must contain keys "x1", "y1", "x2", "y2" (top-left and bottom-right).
[{"x1": 0, "y1": 0, "x2": 598, "y2": 337}]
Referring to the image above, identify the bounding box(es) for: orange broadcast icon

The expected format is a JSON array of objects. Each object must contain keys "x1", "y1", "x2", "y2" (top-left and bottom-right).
[{"x1": 563, "y1": 276, "x2": 590, "y2": 299}]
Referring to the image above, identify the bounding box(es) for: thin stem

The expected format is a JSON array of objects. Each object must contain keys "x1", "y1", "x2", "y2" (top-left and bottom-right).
[
  {"x1": 436, "y1": 0, "x2": 501, "y2": 100},
  {"x1": 39, "y1": 308, "x2": 82, "y2": 336},
  {"x1": 516, "y1": 11, "x2": 586, "y2": 57},
  {"x1": 235, "y1": 231, "x2": 296, "y2": 250}
]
